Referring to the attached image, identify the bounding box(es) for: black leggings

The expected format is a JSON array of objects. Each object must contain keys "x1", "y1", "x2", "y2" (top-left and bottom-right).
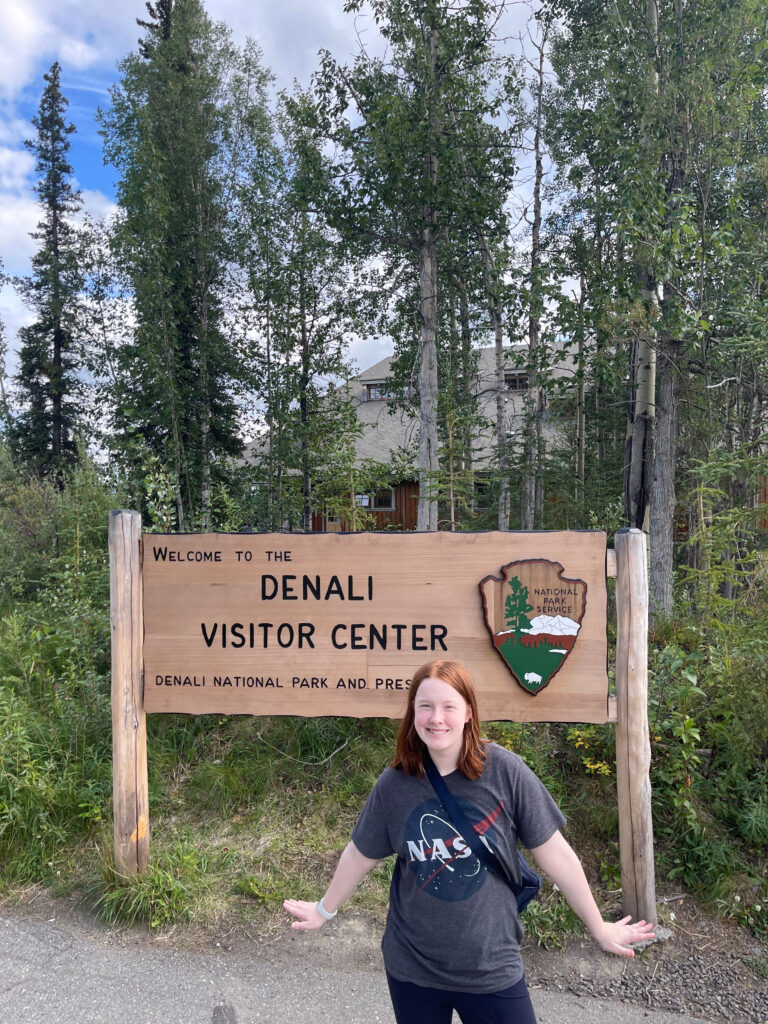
[{"x1": 386, "y1": 972, "x2": 538, "y2": 1024}]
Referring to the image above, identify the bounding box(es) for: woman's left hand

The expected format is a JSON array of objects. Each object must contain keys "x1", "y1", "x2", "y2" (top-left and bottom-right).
[{"x1": 591, "y1": 915, "x2": 655, "y2": 957}]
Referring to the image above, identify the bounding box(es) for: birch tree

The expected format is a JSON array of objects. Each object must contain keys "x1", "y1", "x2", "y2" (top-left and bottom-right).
[
  {"x1": 313, "y1": 0, "x2": 513, "y2": 531},
  {"x1": 548, "y1": 0, "x2": 767, "y2": 613},
  {"x1": 236, "y1": 94, "x2": 366, "y2": 531}
]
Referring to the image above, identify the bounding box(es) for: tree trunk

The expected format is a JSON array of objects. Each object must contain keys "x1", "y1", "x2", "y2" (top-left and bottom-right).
[
  {"x1": 199, "y1": 374, "x2": 211, "y2": 530},
  {"x1": 299, "y1": 263, "x2": 312, "y2": 533},
  {"x1": 51, "y1": 325, "x2": 64, "y2": 484},
  {"x1": 158, "y1": 288, "x2": 184, "y2": 531},
  {"x1": 446, "y1": 292, "x2": 459, "y2": 532},
  {"x1": 624, "y1": 0, "x2": 660, "y2": 534},
  {"x1": 459, "y1": 285, "x2": 473, "y2": 483},
  {"x1": 417, "y1": 22, "x2": 440, "y2": 534},
  {"x1": 50, "y1": 205, "x2": 64, "y2": 487},
  {"x1": 199, "y1": 295, "x2": 212, "y2": 532},
  {"x1": 623, "y1": 269, "x2": 657, "y2": 531},
  {"x1": 649, "y1": 325, "x2": 680, "y2": 616},
  {"x1": 647, "y1": 0, "x2": 687, "y2": 612},
  {"x1": 418, "y1": 221, "x2": 440, "y2": 532},
  {"x1": 522, "y1": 31, "x2": 547, "y2": 530},
  {"x1": 264, "y1": 288, "x2": 275, "y2": 530},
  {"x1": 576, "y1": 280, "x2": 586, "y2": 513},
  {"x1": 469, "y1": 228, "x2": 508, "y2": 528}
]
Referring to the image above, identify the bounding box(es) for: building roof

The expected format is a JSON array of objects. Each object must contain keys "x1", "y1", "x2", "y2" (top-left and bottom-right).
[
  {"x1": 243, "y1": 345, "x2": 573, "y2": 474},
  {"x1": 350, "y1": 345, "x2": 567, "y2": 469}
]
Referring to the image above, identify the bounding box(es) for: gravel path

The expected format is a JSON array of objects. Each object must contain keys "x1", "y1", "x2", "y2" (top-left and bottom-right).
[
  {"x1": 522, "y1": 901, "x2": 768, "y2": 1024},
  {"x1": 3, "y1": 889, "x2": 765, "y2": 1024},
  {"x1": 0, "y1": 910, "x2": 715, "y2": 1024}
]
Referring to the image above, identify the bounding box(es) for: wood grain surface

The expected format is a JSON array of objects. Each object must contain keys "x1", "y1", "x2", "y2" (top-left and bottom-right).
[
  {"x1": 110, "y1": 511, "x2": 150, "y2": 874},
  {"x1": 142, "y1": 531, "x2": 609, "y2": 722}
]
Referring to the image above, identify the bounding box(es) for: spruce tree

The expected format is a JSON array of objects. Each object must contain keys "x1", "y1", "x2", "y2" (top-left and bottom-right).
[
  {"x1": 11, "y1": 62, "x2": 83, "y2": 479},
  {"x1": 100, "y1": 0, "x2": 271, "y2": 529}
]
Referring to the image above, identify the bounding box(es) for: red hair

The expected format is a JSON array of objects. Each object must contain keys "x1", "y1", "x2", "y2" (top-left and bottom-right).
[{"x1": 391, "y1": 660, "x2": 488, "y2": 779}]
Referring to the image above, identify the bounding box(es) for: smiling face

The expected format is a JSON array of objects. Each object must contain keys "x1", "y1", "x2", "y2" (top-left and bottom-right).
[{"x1": 413, "y1": 676, "x2": 471, "y2": 772}]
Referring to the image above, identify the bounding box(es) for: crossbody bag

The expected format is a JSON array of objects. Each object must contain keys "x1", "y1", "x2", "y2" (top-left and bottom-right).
[{"x1": 423, "y1": 750, "x2": 542, "y2": 914}]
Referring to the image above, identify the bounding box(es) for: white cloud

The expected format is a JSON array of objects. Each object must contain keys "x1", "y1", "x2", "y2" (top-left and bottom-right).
[
  {"x1": 0, "y1": 0, "x2": 144, "y2": 98},
  {"x1": 0, "y1": 283, "x2": 32, "y2": 376},
  {"x1": 0, "y1": 116, "x2": 31, "y2": 147},
  {"x1": 208, "y1": 0, "x2": 362, "y2": 88},
  {"x1": 0, "y1": 2, "x2": 51, "y2": 97},
  {"x1": 58, "y1": 37, "x2": 103, "y2": 71},
  {"x1": 0, "y1": 0, "x2": 364, "y2": 101},
  {"x1": 0, "y1": 194, "x2": 39, "y2": 273},
  {"x1": 0, "y1": 147, "x2": 34, "y2": 192},
  {"x1": 79, "y1": 188, "x2": 118, "y2": 224}
]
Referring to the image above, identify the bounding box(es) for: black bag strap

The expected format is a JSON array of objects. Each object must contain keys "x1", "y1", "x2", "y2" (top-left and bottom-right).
[{"x1": 422, "y1": 751, "x2": 520, "y2": 894}]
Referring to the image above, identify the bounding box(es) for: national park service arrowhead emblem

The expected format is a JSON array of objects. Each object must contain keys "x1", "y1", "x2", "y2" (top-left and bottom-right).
[{"x1": 479, "y1": 559, "x2": 587, "y2": 695}]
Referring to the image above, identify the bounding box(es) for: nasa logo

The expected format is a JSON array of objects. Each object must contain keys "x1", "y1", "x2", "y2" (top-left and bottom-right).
[{"x1": 403, "y1": 797, "x2": 503, "y2": 901}]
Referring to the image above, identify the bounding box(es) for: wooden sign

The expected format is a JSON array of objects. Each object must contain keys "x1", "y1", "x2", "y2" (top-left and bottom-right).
[
  {"x1": 113, "y1": 515, "x2": 654, "y2": 926},
  {"x1": 142, "y1": 531, "x2": 609, "y2": 722}
]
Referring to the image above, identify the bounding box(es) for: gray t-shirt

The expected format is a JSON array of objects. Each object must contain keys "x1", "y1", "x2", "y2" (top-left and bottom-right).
[{"x1": 351, "y1": 742, "x2": 566, "y2": 993}]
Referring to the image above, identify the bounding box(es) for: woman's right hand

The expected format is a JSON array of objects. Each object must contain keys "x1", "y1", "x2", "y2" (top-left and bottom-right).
[{"x1": 283, "y1": 898, "x2": 327, "y2": 930}]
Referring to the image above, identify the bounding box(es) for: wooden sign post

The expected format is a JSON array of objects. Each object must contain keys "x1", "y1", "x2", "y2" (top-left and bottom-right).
[
  {"x1": 108, "y1": 510, "x2": 149, "y2": 877},
  {"x1": 108, "y1": 513, "x2": 656, "y2": 923},
  {"x1": 614, "y1": 528, "x2": 656, "y2": 923}
]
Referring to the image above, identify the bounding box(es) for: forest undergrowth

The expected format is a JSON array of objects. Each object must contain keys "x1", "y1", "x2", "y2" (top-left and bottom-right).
[{"x1": 0, "y1": 457, "x2": 766, "y2": 950}]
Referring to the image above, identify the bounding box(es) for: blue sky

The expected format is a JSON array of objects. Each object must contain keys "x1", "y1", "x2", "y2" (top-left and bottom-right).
[
  {"x1": 0, "y1": 1, "x2": 533, "y2": 376},
  {"x1": 0, "y1": 0, "x2": 371, "y2": 372}
]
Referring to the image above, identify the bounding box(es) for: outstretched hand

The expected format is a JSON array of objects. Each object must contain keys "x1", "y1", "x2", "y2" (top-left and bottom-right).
[
  {"x1": 283, "y1": 898, "x2": 326, "y2": 931},
  {"x1": 592, "y1": 916, "x2": 655, "y2": 957}
]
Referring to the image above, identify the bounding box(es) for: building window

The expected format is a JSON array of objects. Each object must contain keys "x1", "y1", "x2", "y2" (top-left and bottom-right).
[
  {"x1": 365, "y1": 382, "x2": 416, "y2": 401},
  {"x1": 505, "y1": 371, "x2": 529, "y2": 392},
  {"x1": 366, "y1": 383, "x2": 393, "y2": 400},
  {"x1": 355, "y1": 489, "x2": 395, "y2": 510},
  {"x1": 373, "y1": 488, "x2": 395, "y2": 510}
]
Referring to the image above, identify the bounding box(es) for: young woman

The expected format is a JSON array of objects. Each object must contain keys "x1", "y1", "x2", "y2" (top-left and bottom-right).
[{"x1": 284, "y1": 659, "x2": 654, "y2": 1024}]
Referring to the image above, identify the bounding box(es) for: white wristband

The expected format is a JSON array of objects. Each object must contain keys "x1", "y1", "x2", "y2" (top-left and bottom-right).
[{"x1": 316, "y1": 898, "x2": 337, "y2": 920}]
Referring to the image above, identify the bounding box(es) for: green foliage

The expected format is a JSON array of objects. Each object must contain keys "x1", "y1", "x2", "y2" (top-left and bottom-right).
[
  {"x1": 0, "y1": 454, "x2": 118, "y2": 883},
  {"x1": 521, "y1": 884, "x2": 584, "y2": 951},
  {"x1": 98, "y1": 1, "x2": 273, "y2": 529},
  {"x1": 648, "y1": 611, "x2": 768, "y2": 910},
  {"x1": 566, "y1": 726, "x2": 614, "y2": 778},
  {"x1": 232, "y1": 870, "x2": 285, "y2": 907},
  {"x1": 235, "y1": 93, "x2": 370, "y2": 533},
  {"x1": 94, "y1": 842, "x2": 212, "y2": 928},
  {"x1": 142, "y1": 452, "x2": 178, "y2": 532},
  {"x1": 0, "y1": 646, "x2": 111, "y2": 883},
  {"x1": 0, "y1": 445, "x2": 120, "y2": 608}
]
